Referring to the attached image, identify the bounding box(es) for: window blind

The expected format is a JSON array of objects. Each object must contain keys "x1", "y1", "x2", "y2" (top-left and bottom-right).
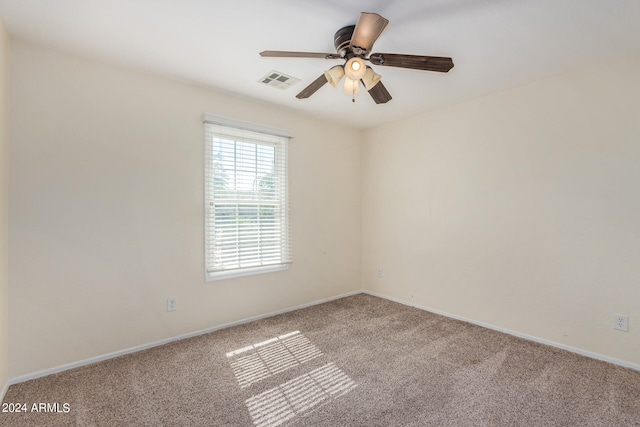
[{"x1": 204, "y1": 119, "x2": 291, "y2": 279}]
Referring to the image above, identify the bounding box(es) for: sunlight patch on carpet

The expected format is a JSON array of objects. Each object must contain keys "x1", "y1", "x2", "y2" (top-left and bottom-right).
[
  {"x1": 227, "y1": 331, "x2": 323, "y2": 388},
  {"x1": 245, "y1": 362, "x2": 357, "y2": 427}
]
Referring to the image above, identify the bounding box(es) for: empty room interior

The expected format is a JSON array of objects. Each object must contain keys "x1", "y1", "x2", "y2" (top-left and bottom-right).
[{"x1": 1, "y1": 1, "x2": 640, "y2": 425}]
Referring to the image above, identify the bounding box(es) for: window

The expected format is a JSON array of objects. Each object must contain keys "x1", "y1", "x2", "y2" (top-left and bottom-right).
[{"x1": 204, "y1": 115, "x2": 292, "y2": 280}]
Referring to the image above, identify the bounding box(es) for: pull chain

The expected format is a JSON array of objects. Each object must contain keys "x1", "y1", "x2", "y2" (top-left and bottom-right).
[{"x1": 352, "y1": 79, "x2": 356, "y2": 103}]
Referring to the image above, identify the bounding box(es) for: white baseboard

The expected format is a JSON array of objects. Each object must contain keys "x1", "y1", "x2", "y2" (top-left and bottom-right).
[
  {"x1": 12, "y1": 288, "x2": 637, "y2": 386},
  {"x1": 1, "y1": 381, "x2": 8, "y2": 403},
  {"x1": 363, "y1": 290, "x2": 640, "y2": 372},
  {"x1": 9, "y1": 289, "x2": 364, "y2": 385}
]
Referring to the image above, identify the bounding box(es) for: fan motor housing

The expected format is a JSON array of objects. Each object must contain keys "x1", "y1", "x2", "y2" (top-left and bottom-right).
[{"x1": 334, "y1": 25, "x2": 355, "y2": 55}]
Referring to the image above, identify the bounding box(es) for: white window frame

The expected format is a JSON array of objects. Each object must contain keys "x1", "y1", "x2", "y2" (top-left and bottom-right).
[{"x1": 203, "y1": 114, "x2": 293, "y2": 281}]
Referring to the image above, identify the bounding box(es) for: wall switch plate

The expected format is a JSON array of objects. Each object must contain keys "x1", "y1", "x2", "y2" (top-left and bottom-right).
[
  {"x1": 167, "y1": 297, "x2": 177, "y2": 312},
  {"x1": 613, "y1": 314, "x2": 628, "y2": 332}
]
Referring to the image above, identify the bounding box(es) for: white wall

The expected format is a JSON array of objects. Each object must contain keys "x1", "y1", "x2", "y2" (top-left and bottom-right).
[
  {"x1": 0, "y1": 19, "x2": 8, "y2": 399},
  {"x1": 8, "y1": 41, "x2": 362, "y2": 379},
  {"x1": 8, "y1": 37, "x2": 640, "y2": 381},
  {"x1": 362, "y1": 54, "x2": 640, "y2": 366}
]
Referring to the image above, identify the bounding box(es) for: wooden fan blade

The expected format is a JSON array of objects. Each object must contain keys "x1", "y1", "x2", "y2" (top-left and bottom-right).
[
  {"x1": 349, "y1": 12, "x2": 389, "y2": 54},
  {"x1": 369, "y1": 53, "x2": 454, "y2": 73},
  {"x1": 260, "y1": 50, "x2": 342, "y2": 60},
  {"x1": 296, "y1": 74, "x2": 329, "y2": 99},
  {"x1": 366, "y1": 81, "x2": 392, "y2": 104}
]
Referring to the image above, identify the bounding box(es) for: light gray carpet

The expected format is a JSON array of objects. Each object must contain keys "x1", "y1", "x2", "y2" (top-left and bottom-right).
[{"x1": 2, "y1": 293, "x2": 640, "y2": 426}]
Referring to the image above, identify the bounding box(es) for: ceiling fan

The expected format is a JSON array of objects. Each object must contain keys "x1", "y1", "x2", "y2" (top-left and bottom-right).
[{"x1": 260, "y1": 12, "x2": 454, "y2": 104}]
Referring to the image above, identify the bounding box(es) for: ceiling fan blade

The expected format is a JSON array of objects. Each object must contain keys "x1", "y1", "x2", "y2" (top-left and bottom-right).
[
  {"x1": 349, "y1": 12, "x2": 389, "y2": 54},
  {"x1": 369, "y1": 53, "x2": 454, "y2": 73},
  {"x1": 366, "y1": 80, "x2": 392, "y2": 104},
  {"x1": 260, "y1": 50, "x2": 342, "y2": 59},
  {"x1": 296, "y1": 74, "x2": 329, "y2": 99}
]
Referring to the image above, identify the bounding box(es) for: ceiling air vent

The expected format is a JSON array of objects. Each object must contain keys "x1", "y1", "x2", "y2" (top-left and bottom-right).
[{"x1": 258, "y1": 71, "x2": 300, "y2": 90}]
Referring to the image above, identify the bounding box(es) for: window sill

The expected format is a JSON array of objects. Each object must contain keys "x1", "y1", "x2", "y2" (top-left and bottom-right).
[{"x1": 206, "y1": 264, "x2": 289, "y2": 282}]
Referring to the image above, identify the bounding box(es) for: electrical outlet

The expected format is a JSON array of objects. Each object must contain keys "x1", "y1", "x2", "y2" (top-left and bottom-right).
[
  {"x1": 167, "y1": 297, "x2": 177, "y2": 312},
  {"x1": 613, "y1": 314, "x2": 628, "y2": 332},
  {"x1": 376, "y1": 268, "x2": 384, "y2": 279}
]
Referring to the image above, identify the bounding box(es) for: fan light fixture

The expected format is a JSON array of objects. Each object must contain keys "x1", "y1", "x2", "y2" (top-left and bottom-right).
[
  {"x1": 343, "y1": 77, "x2": 360, "y2": 99},
  {"x1": 261, "y1": 11, "x2": 454, "y2": 104},
  {"x1": 344, "y1": 57, "x2": 366, "y2": 80},
  {"x1": 362, "y1": 66, "x2": 382, "y2": 90},
  {"x1": 324, "y1": 65, "x2": 345, "y2": 87}
]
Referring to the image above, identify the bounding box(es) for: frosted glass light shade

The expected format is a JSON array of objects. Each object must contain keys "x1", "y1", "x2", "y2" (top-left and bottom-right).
[
  {"x1": 342, "y1": 78, "x2": 361, "y2": 95},
  {"x1": 344, "y1": 57, "x2": 366, "y2": 80},
  {"x1": 324, "y1": 66, "x2": 345, "y2": 87},
  {"x1": 362, "y1": 67, "x2": 382, "y2": 90}
]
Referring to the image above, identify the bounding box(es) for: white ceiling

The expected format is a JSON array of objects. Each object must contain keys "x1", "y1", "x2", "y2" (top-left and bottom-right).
[{"x1": 1, "y1": 0, "x2": 639, "y2": 129}]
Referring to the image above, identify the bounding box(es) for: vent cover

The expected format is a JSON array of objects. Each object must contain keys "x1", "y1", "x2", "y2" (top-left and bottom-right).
[{"x1": 259, "y1": 71, "x2": 300, "y2": 90}]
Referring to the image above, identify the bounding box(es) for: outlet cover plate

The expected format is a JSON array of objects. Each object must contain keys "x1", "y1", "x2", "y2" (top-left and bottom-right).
[{"x1": 613, "y1": 314, "x2": 628, "y2": 332}]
